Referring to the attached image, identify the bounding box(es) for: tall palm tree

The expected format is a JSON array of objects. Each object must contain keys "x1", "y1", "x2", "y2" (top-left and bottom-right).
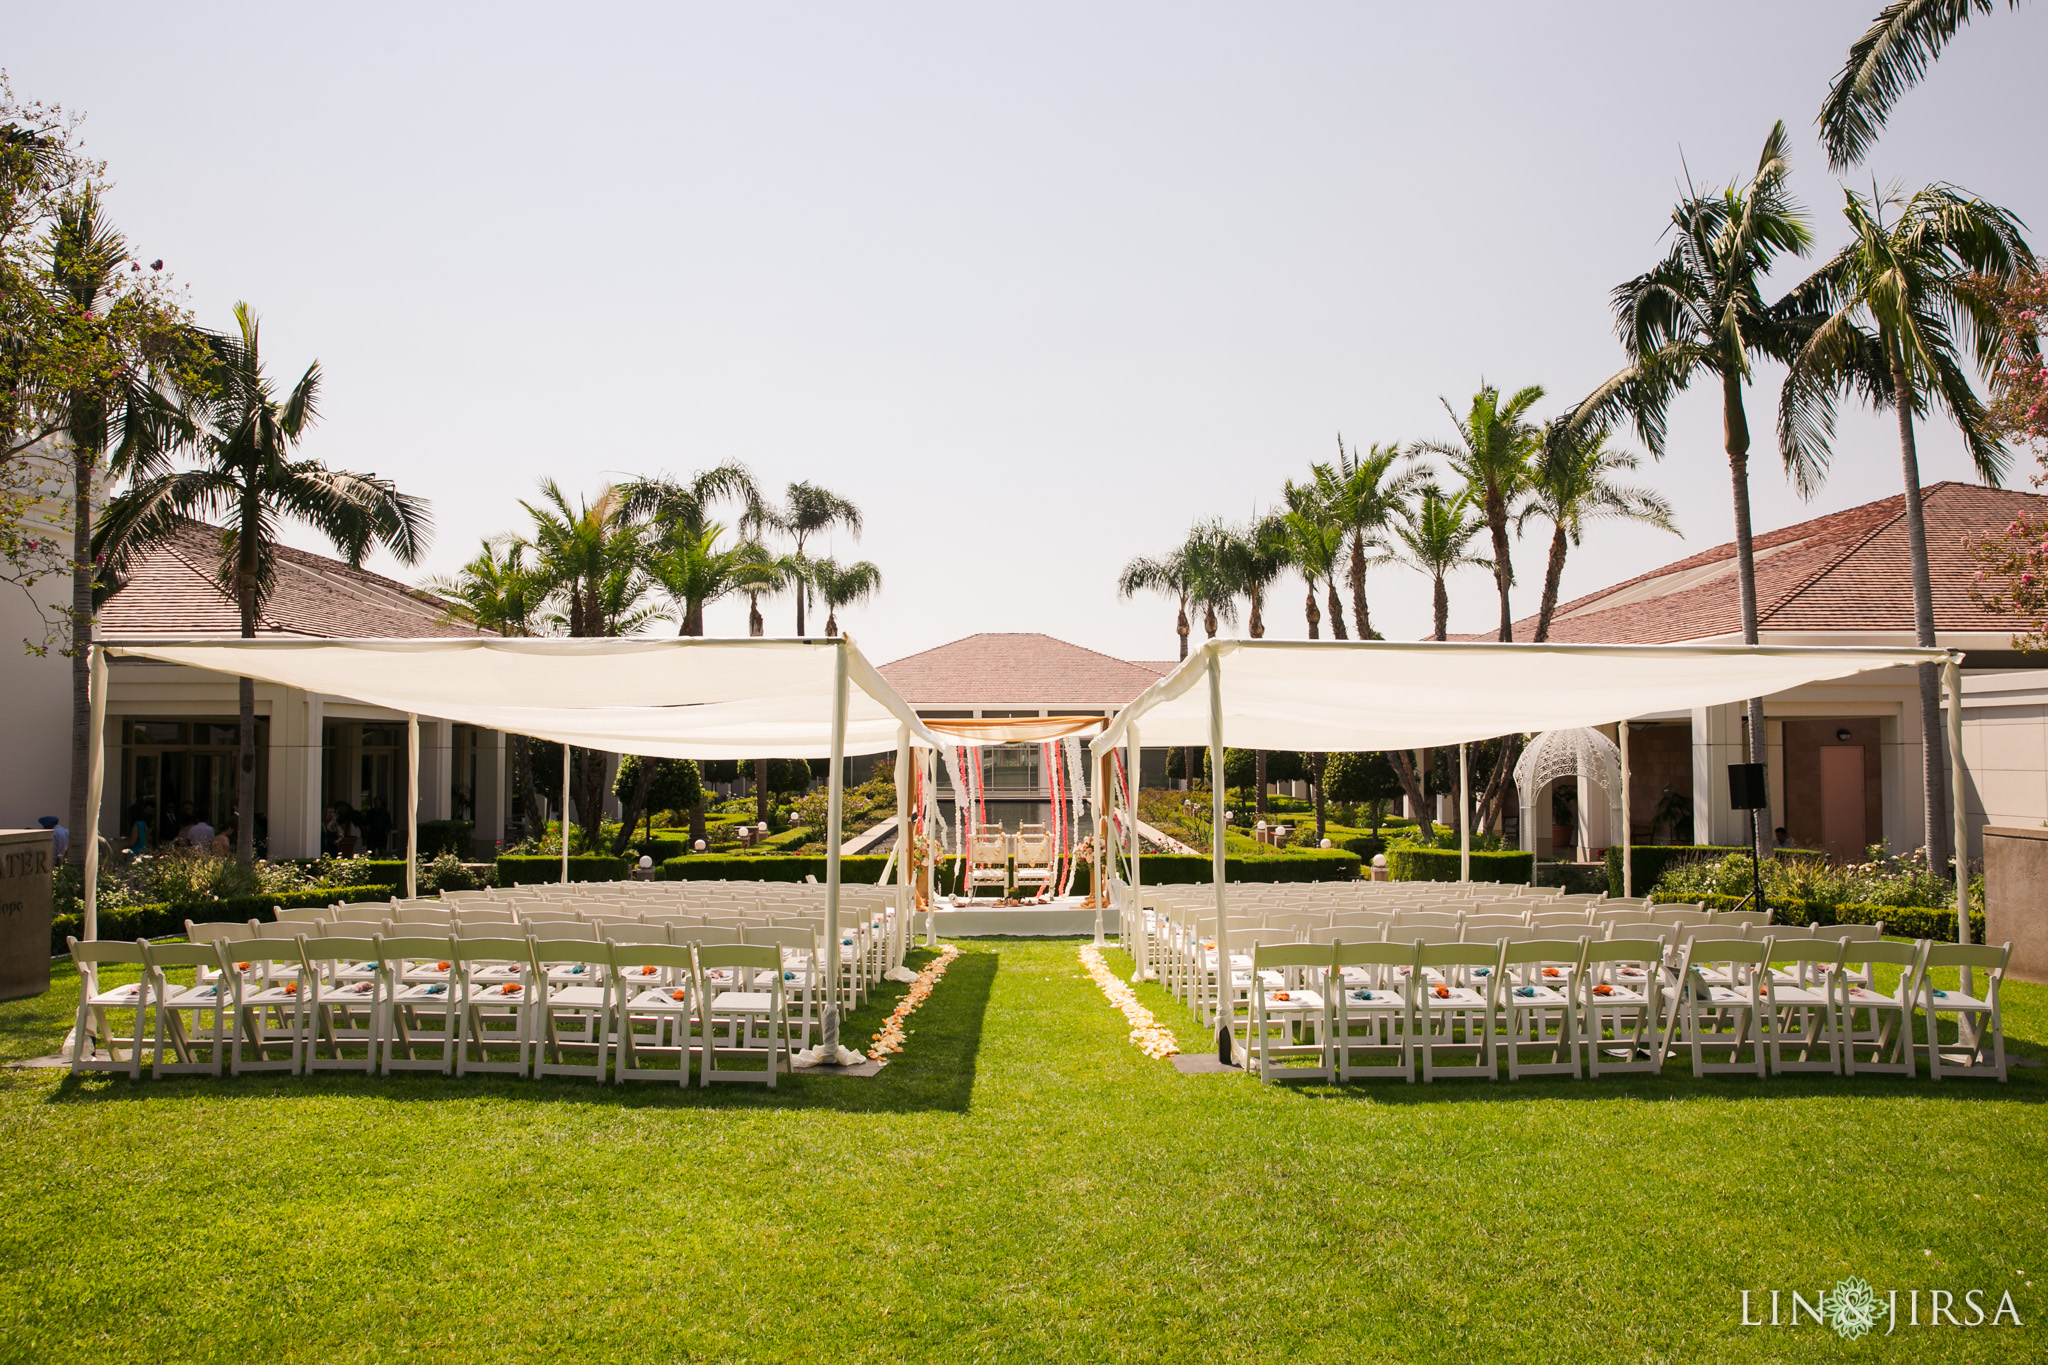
[
  {"x1": 1181, "y1": 519, "x2": 1241, "y2": 642},
  {"x1": 1415, "y1": 383, "x2": 1545, "y2": 641},
  {"x1": 1779, "y1": 182, "x2": 2032, "y2": 871},
  {"x1": 518, "y1": 479, "x2": 653, "y2": 847},
  {"x1": 767, "y1": 480, "x2": 862, "y2": 635},
  {"x1": 807, "y1": 555, "x2": 883, "y2": 638},
  {"x1": 424, "y1": 538, "x2": 545, "y2": 836},
  {"x1": 49, "y1": 189, "x2": 187, "y2": 867},
  {"x1": 1118, "y1": 546, "x2": 1192, "y2": 660},
  {"x1": 1314, "y1": 438, "x2": 1425, "y2": 641},
  {"x1": 1519, "y1": 419, "x2": 1680, "y2": 642},
  {"x1": 1391, "y1": 485, "x2": 1490, "y2": 642},
  {"x1": 1280, "y1": 478, "x2": 1346, "y2": 639},
  {"x1": 1819, "y1": 1, "x2": 2026, "y2": 171},
  {"x1": 1598, "y1": 122, "x2": 1814, "y2": 832},
  {"x1": 96, "y1": 303, "x2": 431, "y2": 863},
  {"x1": 645, "y1": 522, "x2": 778, "y2": 637},
  {"x1": 1224, "y1": 511, "x2": 1291, "y2": 640}
]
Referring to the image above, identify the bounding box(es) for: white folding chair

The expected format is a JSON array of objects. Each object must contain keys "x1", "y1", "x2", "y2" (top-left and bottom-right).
[
  {"x1": 1414, "y1": 942, "x2": 1499, "y2": 1082},
  {"x1": 65, "y1": 938, "x2": 153, "y2": 1079},
  {"x1": 143, "y1": 940, "x2": 229, "y2": 1077},
  {"x1": 1834, "y1": 939, "x2": 1921, "y2": 1077},
  {"x1": 1574, "y1": 937, "x2": 1667, "y2": 1078},
  {"x1": 223, "y1": 942, "x2": 308, "y2": 1076},
  {"x1": 694, "y1": 944, "x2": 789, "y2": 1087},
  {"x1": 299, "y1": 934, "x2": 383, "y2": 1074},
  {"x1": 1762, "y1": 938, "x2": 1844, "y2": 1075},
  {"x1": 530, "y1": 934, "x2": 609, "y2": 1081},
  {"x1": 452, "y1": 937, "x2": 534, "y2": 1076},
  {"x1": 1919, "y1": 942, "x2": 2011, "y2": 1082},
  {"x1": 377, "y1": 934, "x2": 458, "y2": 1074},
  {"x1": 608, "y1": 939, "x2": 696, "y2": 1085},
  {"x1": 1494, "y1": 938, "x2": 1587, "y2": 1080},
  {"x1": 1665, "y1": 936, "x2": 1771, "y2": 1078},
  {"x1": 1247, "y1": 942, "x2": 1332, "y2": 1082}
]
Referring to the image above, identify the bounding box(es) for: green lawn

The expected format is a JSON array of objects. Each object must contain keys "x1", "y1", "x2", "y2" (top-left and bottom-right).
[{"x1": 2, "y1": 940, "x2": 2044, "y2": 1363}]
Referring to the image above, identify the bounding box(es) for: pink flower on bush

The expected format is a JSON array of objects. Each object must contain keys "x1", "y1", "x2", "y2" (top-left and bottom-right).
[{"x1": 2024, "y1": 573, "x2": 2038, "y2": 587}]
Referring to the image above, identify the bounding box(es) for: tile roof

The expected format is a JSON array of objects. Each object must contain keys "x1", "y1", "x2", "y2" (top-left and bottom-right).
[
  {"x1": 879, "y1": 633, "x2": 1169, "y2": 706},
  {"x1": 1459, "y1": 481, "x2": 2045, "y2": 645},
  {"x1": 98, "y1": 520, "x2": 483, "y2": 640}
]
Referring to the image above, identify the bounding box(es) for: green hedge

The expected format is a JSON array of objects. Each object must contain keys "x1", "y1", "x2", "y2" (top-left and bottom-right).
[
  {"x1": 1388, "y1": 847, "x2": 1536, "y2": 884},
  {"x1": 1604, "y1": 844, "x2": 1751, "y2": 898},
  {"x1": 1652, "y1": 891, "x2": 1985, "y2": 944},
  {"x1": 52, "y1": 884, "x2": 396, "y2": 954},
  {"x1": 661, "y1": 854, "x2": 891, "y2": 884},
  {"x1": 1127, "y1": 850, "x2": 1359, "y2": 885},
  {"x1": 633, "y1": 835, "x2": 692, "y2": 863},
  {"x1": 416, "y1": 820, "x2": 474, "y2": 858},
  {"x1": 1334, "y1": 834, "x2": 1387, "y2": 863},
  {"x1": 496, "y1": 855, "x2": 631, "y2": 886}
]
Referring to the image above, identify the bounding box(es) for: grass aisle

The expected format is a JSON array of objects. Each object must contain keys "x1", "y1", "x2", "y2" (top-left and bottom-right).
[{"x1": 0, "y1": 939, "x2": 2042, "y2": 1363}]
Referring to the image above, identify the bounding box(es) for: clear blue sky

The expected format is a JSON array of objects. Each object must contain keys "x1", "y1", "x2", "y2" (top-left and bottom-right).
[{"x1": 9, "y1": 2, "x2": 2044, "y2": 662}]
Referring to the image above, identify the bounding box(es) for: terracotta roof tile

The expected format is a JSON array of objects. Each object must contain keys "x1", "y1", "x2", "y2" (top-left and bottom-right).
[
  {"x1": 1457, "y1": 482, "x2": 2043, "y2": 644},
  {"x1": 880, "y1": 633, "x2": 1168, "y2": 706},
  {"x1": 98, "y1": 520, "x2": 484, "y2": 640}
]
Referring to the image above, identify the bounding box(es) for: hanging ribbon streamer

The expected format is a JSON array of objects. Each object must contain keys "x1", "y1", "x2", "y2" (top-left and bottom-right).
[
  {"x1": 942, "y1": 744, "x2": 972, "y2": 898},
  {"x1": 1062, "y1": 734, "x2": 1087, "y2": 897}
]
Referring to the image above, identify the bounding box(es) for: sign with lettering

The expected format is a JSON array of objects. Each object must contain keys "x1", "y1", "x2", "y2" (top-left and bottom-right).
[{"x1": 0, "y1": 829, "x2": 54, "y2": 1001}]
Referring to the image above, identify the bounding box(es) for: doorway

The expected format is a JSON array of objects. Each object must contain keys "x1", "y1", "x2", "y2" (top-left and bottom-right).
[{"x1": 1819, "y1": 745, "x2": 1866, "y2": 863}]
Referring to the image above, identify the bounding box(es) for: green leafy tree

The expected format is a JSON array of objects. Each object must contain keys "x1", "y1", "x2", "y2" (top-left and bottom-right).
[
  {"x1": 425, "y1": 538, "x2": 545, "y2": 833},
  {"x1": 1280, "y1": 478, "x2": 1346, "y2": 639},
  {"x1": 646, "y1": 522, "x2": 778, "y2": 636},
  {"x1": 1416, "y1": 382, "x2": 1545, "y2": 641},
  {"x1": 97, "y1": 304, "x2": 431, "y2": 864},
  {"x1": 763, "y1": 480, "x2": 861, "y2": 635},
  {"x1": 1779, "y1": 182, "x2": 2033, "y2": 872},
  {"x1": 612, "y1": 754, "x2": 702, "y2": 854},
  {"x1": 1180, "y1": 518, "x2": 1241, "y2": 643},
  {"x1": 1519, "y1": 419, "x2": 1679, "y2": 643},
  {"x1": 1818, "y1": 0, "x2": 2025, "y2": 171},
  {"x1": 1325, "y1": 751, "x2": 1403, "y2": 835},
  {"x1": 1390, "y1": 484, "x2": 1490, "y2": 641}
]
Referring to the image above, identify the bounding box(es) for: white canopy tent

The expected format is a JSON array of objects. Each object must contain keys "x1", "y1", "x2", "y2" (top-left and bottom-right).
[
  {"x1": 81, "y1": 635, "x2": 960, "y2": 1059},
  {"x1": 1091, "y1": 638, "x2": 1970, "y2": 1062}
]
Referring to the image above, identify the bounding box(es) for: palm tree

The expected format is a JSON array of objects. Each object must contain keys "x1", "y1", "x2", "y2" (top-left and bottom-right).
[
  {"x1": 1598, "y1": 122, "x2": 1814, "y2": 828},
  {"x1": 424, "y1": 538, "x2": 545, "y2": 836},
  {"x1": 1779, "y1": 182, "x2": 2032, "y2": 871},
  {"x1": 49, "y1": 188, "x2": 187, "y2": 867},
  {"x1": 1314, "y1": 438, "x2": 1425, "y2": 641},
  {"x1": 1118, "y1": 547, "x2": 1192, "y2": 660},
  {"x1": 809, "y1": 555, "x2": 883, "y2": 637},
  {"x1": 766, "y1": 481, "x2": 862, "y2": 635},
  {"x1": 645, "y1": 522, "x2": 778, "y2": 636},
  {"x1": 1280, "y1": 478, "x2": 1346, "y2": 639},
  {"x1": 1416, "y1": 383, "x2": 1545, "y2": 641},
  {"x1": 96, "y1": 303, "x2": 431, "y2": 863},
  {"x1": 1180, "y1": 519, "x2": 1241, "y2": 642},
  {"x1": 1519, "y1": 420, "x2": 1680, "y2": 642},
  {"x1": 1223, "y1": 511, "x2": 1291, "y2": 640},
  {"x1": 1819, "y1": 1, "x2": 2025, "y2": 171},
  {"x1": 1391, "y1": 485, "x2": 1489, "y2": 642},
  {"x1": 518, "y1": 479, "x2": 653, "y2": 846}
]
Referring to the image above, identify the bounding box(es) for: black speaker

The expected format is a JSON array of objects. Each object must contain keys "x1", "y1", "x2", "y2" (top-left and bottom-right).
[{"x1": 1727, "y1": 763, "x2": 1768, "y2": 810}]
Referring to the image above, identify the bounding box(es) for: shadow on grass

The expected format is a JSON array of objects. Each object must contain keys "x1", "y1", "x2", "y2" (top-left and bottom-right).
[{"x1": 31, "y1": 948, "x2": 1000, "y2": 1117}]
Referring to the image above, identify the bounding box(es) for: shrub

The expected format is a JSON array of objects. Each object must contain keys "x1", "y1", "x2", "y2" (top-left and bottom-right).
[
  {"x1": 1127, "y1": 850, "x2": 1359, "y2": 884},
  {"x1": 634, "y1": 835, "x2": 692, "y2": 863},
  {"x1": 1333, "y1": 834, "x2": 1386, "y2": 862},
  {"x1": 1604, "y1": 845, "x2": 1751, "y2": 899},
  {"x1": 496, "y1": 855, "x2": 630, "y2": 886},
  {"x1": 415, "y1": 820, "x2": 474, "y2": 858},
  {"x1": 1388, "y1": 847, "x2": 1535, "y2": 884},
  {"x1": 417, "y1": 852, "x2": 489, "y2": 893},
  {"x1": 51, "y1": 885, "x2": 394, "y2": 954},
  {"x1": 1650, "y1": 891, "x2": 1984, "y2": 944},
  {"x1": 660, "y1": 855, "x2": 893, "y2": 884}
]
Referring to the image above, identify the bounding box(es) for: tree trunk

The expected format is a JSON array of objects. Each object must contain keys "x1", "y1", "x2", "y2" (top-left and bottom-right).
[
  {"x1": 1184, "y1": 747, "x2": 1197, "y2": 787},
  {"x1": 1203, "y1": 603, "x2": 1218, "y2": 637},
  {"x1": 1532, "y1": 525, "x2": 1569, "y2": 643},
  {"x1": 825, "y1": 609, "x2": 839, "y2": 637},
  {"x1": 1303, "y1": 585, "x2": 1320, "y2": 639},
  {"x1": 510, "y1": 735, "x2": 537, "y2": 842},
  {"x1": 609, "y1": 758, "x2": 657, "y2": 856},
  {"x1": 1486, "y1": 490, "x2": 1514, "y2": 641},
  {"x1": 1432, "y1": 575, "x2": 1449, "y2": 640},
  {"x1": 573, "y1": 749, "x2": 606, "y2": 853},
  {"x1": 1176, "y1": 596, "x2": 1190, "y2": 659},
  {"x1": 795, "y1": 588, "x2": 806, "y2": 636},
  {"x1": 1326, "y1": 582, "x2": 1348, "y2": 640},
  {"x1": 1893, "y1": 361, "x2": 1951, "y2": 874},
  {"x1": 1309, "y1": 753, "x2": 1327, "y2": 843},
  {"x1": 755, "y1": 758, "x2": 770, "y2": 824},
  {"x1": 1478, "y1": 736, "x2": 1520, "y2": 838},
  {"x1": 236, "y1": 527, "x2": 258, "y2": 867},
  {"x1": 690, "y1": 797, "x2": 708, "y2": 848},
  {"x1": 1255, "y1": 750, "x2": 1268, "y2": 816},
  {"x1": 1388, "y1": 750, "x2": 1429, "y2": 829},
  {"x1": 748, "y1": 591, "x2": 763, "y2": 637},
  {"x1": 65, "y1": 445, "x2": 93, "y2": 868},
  {"x1": 1349, "y1": 532, "x2": 1372, "y2": 640},
  {"x1": 1248, "y1": 588, "x2": 1265, "y2": 639},
  {"x1": 1723, "y1": 369, "x2": 1768, "y2": 867}
]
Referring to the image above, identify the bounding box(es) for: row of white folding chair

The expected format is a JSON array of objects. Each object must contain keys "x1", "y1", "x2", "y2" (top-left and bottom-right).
[{"x1": 1235, "y1": 933, "x2": 2012, "y2": 1082}]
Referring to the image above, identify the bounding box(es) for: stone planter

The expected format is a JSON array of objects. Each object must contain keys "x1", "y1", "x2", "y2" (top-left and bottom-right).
[
  {"x1": 1983, "y1": 825, "x2": 2048, "y2": 984},
  {"x1": 0, "y1": 829, "x2": 55, "y2": 1000}
]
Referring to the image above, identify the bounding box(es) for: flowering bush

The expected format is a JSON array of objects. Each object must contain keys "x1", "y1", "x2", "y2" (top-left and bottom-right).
[
  {"x1": 1968, "y1": 266, "x2": 2048, "y2": 649},
  {"x1": 1652, "y1": 845, "x2": 1981, "y2": 911}
]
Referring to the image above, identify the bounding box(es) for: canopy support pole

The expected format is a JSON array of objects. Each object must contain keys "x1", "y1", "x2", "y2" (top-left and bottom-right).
[
  {"x1": 893, "y1": 724, "x2": 910, "y2": 970},
  {"x1": 822, "y1": 640, "x2": 849, "y2": 1054},
  {"x1": 1619, "y1": 721, "x2": 1632, "y2": 900},
  {"x1": 1091, "y1": 741, "x2": 1108, "y2": 945},
  {"x1": 1207, "y1": 650, "x2": 1232, "y2": 1065},
  {"x1": 82, "y1": 645, "x2": 108, "y2": 941},
  {"x1": 1458, "y1": 743, "x2": 1470, "y2": 883},
  {"x1": 1127, "y1": 724, "x2": 1142, "y2": 981},
  {"x1": 924, "y1": 749, "x2": 939, "y2": 946},
  {"x1": 406, "y1": 713, "x2": 420, "y2": 899},
  {"x1": 1946, "y1": 659, "x2": 1972, "y2": 993},
  {"x1": 560, "y1": 745, "x2": 571, "y2": 885}
]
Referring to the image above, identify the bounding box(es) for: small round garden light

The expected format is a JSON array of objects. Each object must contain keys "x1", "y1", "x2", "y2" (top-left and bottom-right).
[
  {"x1": 1320, "y1": 838, "x2": 1332, "y2": 849},
  {"x1": 694, "y1": 839, "x2": 707, "y2": 853},
  {"x1": 757, "y1": 821, "x2": 768, "y2": 834},
  {"x1": 638, "y1": 855, "x2": 653, "y2": 870}
]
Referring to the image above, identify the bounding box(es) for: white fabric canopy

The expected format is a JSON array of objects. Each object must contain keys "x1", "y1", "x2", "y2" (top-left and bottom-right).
[
  {"x1": 1094, "y1": 639, "x2": 1957, "y2": 752},
  {"x1": 104, "y1": 635, "x2": 949, "y2": 759}
]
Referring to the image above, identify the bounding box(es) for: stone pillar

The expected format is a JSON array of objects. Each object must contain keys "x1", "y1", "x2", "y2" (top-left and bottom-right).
[
  {"x1": 0, "y1": 829, "x2": 54, "y2": 1000},
  {"x1": 422, "y1": 718, "x2": 453, "y2": 822},
  {"x1": 477, "y1": 730, "x2": 507, "y2": 853},
  {"x1": 1984, "y1": 825, "x2": 2047, "y2": 984}
]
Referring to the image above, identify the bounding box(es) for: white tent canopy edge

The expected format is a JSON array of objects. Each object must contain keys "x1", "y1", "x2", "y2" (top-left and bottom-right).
[{"x1": 1089, "y1": 638, "x2": 1968, "y2": 1066}]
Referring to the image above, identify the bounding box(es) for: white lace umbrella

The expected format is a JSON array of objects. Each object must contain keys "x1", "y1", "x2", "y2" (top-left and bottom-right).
[{"x1": 1514, "y1": 727, "x2": 1624, "y2": 859}]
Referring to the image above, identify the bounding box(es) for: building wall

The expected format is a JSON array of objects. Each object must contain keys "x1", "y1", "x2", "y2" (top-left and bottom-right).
[
  {"x1": 1960, "y1": 671, "x2": 2048, "y2": 860},
  {"x1": 1624, "y1": 721, "x2": 1692, "y2": 841},
  {"x1": 1780, "y1": 718, "x2": 1884, "y2": 854},
  {"x1": 0, "y1": 486, "x2": 75, "y2": 833}
]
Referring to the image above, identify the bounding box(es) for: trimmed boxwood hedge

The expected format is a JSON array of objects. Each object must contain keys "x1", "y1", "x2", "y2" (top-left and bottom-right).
[
  {"x1": 1388, "y1": 847, "x2": 1535, "y2": 884},
  {"x1": 496, "y1": 855, "x2": 630, "y2": 886},
  {"x1": 657, "y1": 849, "x2": 1357, "y2": 888},
  {"x1": 51, "y1": 884, "x2": 395, "y2": 954},
  {"x1": 633, "y1": 835, "x2": 692, "y2": 863},
  {"x1": 1603, "y1": 844, "x2": 1751, "y2": 898},
  {"x1": 1653, "y1": 890, "x2": 1984, "y2": 944},
  {"x1": 416, "y1": 820, "x2": 474, "y2": 857},
  {"x1": 661, "y1": 854, "x2": 890, "y2": 884},
  {"x1": 1126, "y1": 850, "x2": 1359, "y2": 884},
  {"x1": 1333, "y1": 834, "x2": 1387, "y2": 862}
]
